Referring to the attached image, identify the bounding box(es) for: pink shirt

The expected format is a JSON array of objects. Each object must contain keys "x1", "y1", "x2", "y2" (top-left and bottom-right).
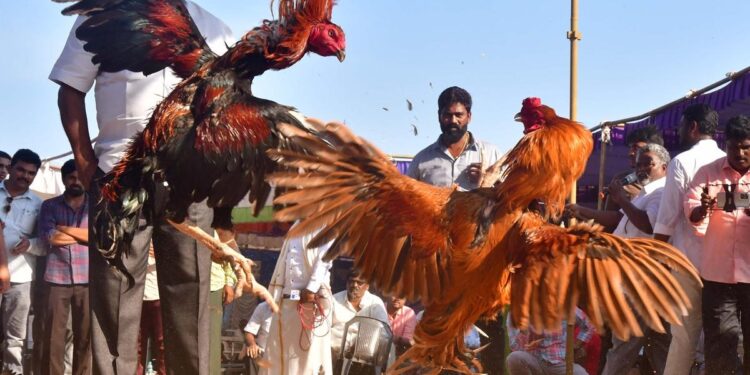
[
  {"x1": 685, "y1": 157, "x2": 750, "y2": 283},
  {"x1": 388, "y1": 306, "x2": 417, "y2": 341}
]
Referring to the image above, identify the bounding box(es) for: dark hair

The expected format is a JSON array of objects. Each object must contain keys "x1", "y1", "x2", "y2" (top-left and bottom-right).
[
  {"x1": 682, "y1": 103, "x2": 718, "y2": 136},
  {"x1": 725, "y1": 115, "x2": 750, "y2": 142},
  {"x1": 438, "y1": 86, "x2": 472, "y2": 113},
  {"x1": 60, "y1": 159, "x2": 76, "y2": 178},
  {"x1": 11, "y1": 149, "x2": 41, "y2": 169},
  {"x1": 347, "y1": 268, "x2": 363, "y2": 281},
  {"x1": 626, "y1": 126, "x2": 664, "y2": 146},
  {"x1": 0, "y1": 151, "x2": 10, "y2": 160}
]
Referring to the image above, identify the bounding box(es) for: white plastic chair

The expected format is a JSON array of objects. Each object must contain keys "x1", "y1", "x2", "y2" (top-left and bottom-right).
[{"x1": 339, "y1": 316, "x2": 393, "y2": 375}]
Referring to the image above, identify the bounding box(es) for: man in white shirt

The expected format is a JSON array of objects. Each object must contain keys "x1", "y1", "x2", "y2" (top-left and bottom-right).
[
  {"x1": 654, "y1": 104, "x2": 725, "y2": 375},
  {"x1": 0, "y1": 149, "x2": 44, "y2": 375},
  {"x1": 601, "y1": 143, "x2": 671, "y2": 375},
  {"x1": 331, "y1": 270, "x2": 389, "y2": 359},
  {"x1": 264, "y1": 225, "x2": 334, "y2": 375},
  {"x1": 49, "y1": 3, "x2": 234, "y2": 374},
  {"x1": 244, "y1": 301, "x2": 273, "y2": 359}
]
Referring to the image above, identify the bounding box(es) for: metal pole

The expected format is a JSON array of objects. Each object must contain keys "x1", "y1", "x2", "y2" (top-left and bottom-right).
[
  {"x1": 566, "y1": 0, "x2": 581, "y2": 373},
  {"x1": 597, "y1": 127, "x2": 608, "y2": 210}
]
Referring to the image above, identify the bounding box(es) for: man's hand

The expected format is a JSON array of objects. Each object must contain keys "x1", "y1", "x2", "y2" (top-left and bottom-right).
[
  {"x1": 608, "y1": 179, "x2": 628, "y2": 205},
  {"x1": 0, "y1": 265, "x2": 9, "y2": 294},
  {"x1": 300, "y1": 289, "x2": 317, "y2": 304},
  {"x1": 467, "y1": 163, "x2": 483, "y2": 184},
  {"x1": 223, "y1": 284, "x2": 235, "y2": 305},
  {"x1": 76, "y1": 157, "x2": 98, "y2": 191},
  {"x1": 246, "y1": 343, "x2": 263, "y2": 359},
  {"x1": 574, "y1": 341, "x2": 587, "y2": 362},
  {"x1": 50, "y1": 230, "x2": 77, "y2": 246},
  {"x1": 11, "y1": 237, "x2": 30, "y2": 256},
  {"x1": 690, "y1": 191, "x2": 716, "y2": 222}
]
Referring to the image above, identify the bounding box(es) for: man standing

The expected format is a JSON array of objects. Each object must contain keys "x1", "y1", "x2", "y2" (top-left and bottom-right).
[
  {"x1": 37, "y1": 159, "x2": 91, "y2": 375},
  {"x1": 654, "y1": 103, "x2": 725, "y2": 374},
  {"x1": 0, "y1": 151, "x2": 10, "y2": 181},
  {"x1": 686, "y1": 115, "x2": 750, "y2": 374},
  {"x1": 49, "y1": 4, "x2": 233, "y2": 374},
  {"x1": 264, "y1": 225, "x2": 334, "y2": 375},
  {"x1": 407, "y1": 86, "x2": 503, "y2": 191},
  {"x1": 331, "y1": 270, "x2": 389, "y2": 357},
  {"x1": 0, "y1": 149, "x2": 43, "y2": 375},
  {"x1": 407, "y1": 86, "x2": 504, "y2": 373},
  {"x1": 600, "y1": 143, "x2": 672, "y2": 375}
]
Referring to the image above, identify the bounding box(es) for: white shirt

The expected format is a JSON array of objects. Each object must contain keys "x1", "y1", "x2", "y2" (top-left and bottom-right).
[
  {"x1": 143, "y1": 253, "x2": 159, "y2": 301},
  {"x1": 0, "y1": 182, "x2": 43, "y2": 283},
  {"x1": 278, "y1": 229, "x2": 332, "y2": 295},
  {"x1": 613, "y1": 177, "x2": 666, "y2": 239},
  {"x1": 48, "y1": 2, "x2": 234, "y2": 173},
  {"x1": 654, "y1": 140, "x2": 725, "y2": 268},
  {"x1": 244, "y1": 302, "x2": 273, "y2": 349},
  {"x1": 330, "y1": 290, "x2": 389, "y2": 352}
]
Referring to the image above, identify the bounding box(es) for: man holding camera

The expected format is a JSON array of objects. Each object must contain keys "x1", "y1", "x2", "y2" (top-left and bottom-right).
[{"x1": 686, "y1": 115, "x2": 750, "y2": 374}]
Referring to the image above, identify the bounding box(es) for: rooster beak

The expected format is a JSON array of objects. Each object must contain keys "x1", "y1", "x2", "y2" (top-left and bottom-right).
[
  {"x1": 514, "y1": 112, "x2": 522, "y2": 122},
  {"x1": 336, "y1": 49, "x2": 346, "y2": 62}
]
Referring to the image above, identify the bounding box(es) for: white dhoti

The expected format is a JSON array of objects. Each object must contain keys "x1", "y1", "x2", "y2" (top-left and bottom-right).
[{"x1": 263, "y1": 288, "x2": 333, "y2": 375}]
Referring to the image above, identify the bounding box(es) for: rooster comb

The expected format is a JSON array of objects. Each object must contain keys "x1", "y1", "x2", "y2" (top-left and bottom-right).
[{"x1": 522, "y1": 97, "x2": 542, "y2": 109}]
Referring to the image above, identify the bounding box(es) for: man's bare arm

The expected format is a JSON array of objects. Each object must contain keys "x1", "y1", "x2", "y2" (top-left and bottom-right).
[{"x1": 58, "y1": 84, "x2": 97, "y2": 188}]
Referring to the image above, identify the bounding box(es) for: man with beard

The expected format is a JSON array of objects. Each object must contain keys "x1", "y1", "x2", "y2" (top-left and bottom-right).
[
  {"x1": 599, "y1": 143, "x2": 672, "y2": 375},
  {"x1": 407, "y1": 86, "x2": 503, "y2": 191},
  {"x1": 655, "y1": 103, "x2": 725, "y2": 374},
  {"x1": 685, "y1": 115, "x2": 750, "y2": 374},
  {"x1": 407, "y1": 86, "x2": 504, "y2": 373},
  {"x1": 37, "y1": 159, "x2": 91, "y2": 375},
  {"x1": 0, "y1": 148, "x2": 43, "y2": 375}
]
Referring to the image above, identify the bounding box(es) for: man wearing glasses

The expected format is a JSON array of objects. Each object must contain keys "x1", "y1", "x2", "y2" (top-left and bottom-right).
[{"x1": 0, "y1": 148, "x2": 43, "y2": 375}]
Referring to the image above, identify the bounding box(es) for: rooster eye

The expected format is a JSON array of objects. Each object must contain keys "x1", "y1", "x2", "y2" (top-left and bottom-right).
[{"x1": 328, "y1": 29, "x2": 336, "y2": 38}]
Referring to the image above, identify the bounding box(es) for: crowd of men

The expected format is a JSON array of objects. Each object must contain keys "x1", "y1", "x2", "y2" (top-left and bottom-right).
[{"x1": 1, "y1": 0, "x2": 749, "y2": 374}]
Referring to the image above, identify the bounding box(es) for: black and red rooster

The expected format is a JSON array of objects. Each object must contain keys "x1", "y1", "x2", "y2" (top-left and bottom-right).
[{"x1": 54, "y1": 0, "x2": 346, "y2": 306}]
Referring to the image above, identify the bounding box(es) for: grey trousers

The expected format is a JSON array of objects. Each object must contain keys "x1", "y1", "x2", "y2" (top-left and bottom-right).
[
  {"x1": 1, "y1": 282, "x2": 31, "y2": 375},
  {"x1": 601, "y1": 324, "x2": 670, "y2": 375},
  {"x1": 506, "y1": 351, "x2": 588, "y2": 375},
  {"x1": 89, "y1": 173, "x2": 213, "y2": 375}
]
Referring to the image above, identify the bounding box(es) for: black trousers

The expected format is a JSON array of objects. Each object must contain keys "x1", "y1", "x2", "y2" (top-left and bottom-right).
[
  {"x1": 89, "y1": 170, "x2": 213, "y2": 375},
  {"x1": 703, "y1": 279, "x2": 750, "y2": 375}
]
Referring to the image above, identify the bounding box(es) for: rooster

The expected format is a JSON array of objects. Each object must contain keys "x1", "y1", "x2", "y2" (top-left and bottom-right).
[
  {"x1": 54, "y1": 0, "x2": 346, "y2": 304},
  {"x1": 267, "y1": 98, "x2": 700, "y2": 374}
]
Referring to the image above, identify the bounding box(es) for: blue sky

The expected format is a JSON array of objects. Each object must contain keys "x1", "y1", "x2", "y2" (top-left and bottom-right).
[{"x1": 2, "y1": 1, "x2": 750, "y2": 163}]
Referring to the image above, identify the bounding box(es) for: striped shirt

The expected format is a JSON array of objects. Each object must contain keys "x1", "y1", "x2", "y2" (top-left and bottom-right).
[
  {"x1": 37, "y1": 194, "x2": 89, "y2": 285},
  {"x1": 508, "y1": 308, "x2": 595, "y2": 366}
]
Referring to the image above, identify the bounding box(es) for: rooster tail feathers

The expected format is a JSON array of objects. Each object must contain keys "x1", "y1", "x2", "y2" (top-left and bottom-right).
[
  {"x1": 60, "y1": 0, "x2": 217, "y2": 79},
  {"x1": 94, "y1": 156, "x2": 154, "y2": 264}
]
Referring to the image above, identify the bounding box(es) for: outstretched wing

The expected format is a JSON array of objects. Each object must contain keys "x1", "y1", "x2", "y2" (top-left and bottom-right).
[
  {"x1": 56, "y1": 0, "x2": 217, "y2": 79},
  {"x1": 505, "y1": 212, "x2": 701, "y2": 340},
  {"x1": 268, "y1": 121, "x2": 488, "y2": 303}
]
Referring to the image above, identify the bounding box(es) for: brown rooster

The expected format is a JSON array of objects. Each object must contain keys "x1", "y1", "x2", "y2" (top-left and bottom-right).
[
  {"x1": 54, "y1": 0, "x2": 345, "y2": 303},
  {"x1": 267, "y1": 98, "x2": 700, "y2": 373}
]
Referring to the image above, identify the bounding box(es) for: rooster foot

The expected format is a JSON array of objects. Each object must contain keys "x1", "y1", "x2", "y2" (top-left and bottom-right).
[{"x1": 166, "y1": 219, "x2": 278, "y2": 312}]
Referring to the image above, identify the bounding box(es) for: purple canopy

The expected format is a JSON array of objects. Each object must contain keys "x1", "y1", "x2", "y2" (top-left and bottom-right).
[{"x1": 578, "y1": 69, "x2": 750, "y2": 206}]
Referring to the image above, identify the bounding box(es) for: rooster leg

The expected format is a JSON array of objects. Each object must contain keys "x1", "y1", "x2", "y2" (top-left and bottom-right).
[{"x1": 166, "y1": 219, "x2": 278, "y2": 312}]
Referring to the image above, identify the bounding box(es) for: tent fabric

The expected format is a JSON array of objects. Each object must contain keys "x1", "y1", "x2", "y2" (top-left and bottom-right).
[{"x1": 580, "y1": 70, "x2": 750, "y2": 206}]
